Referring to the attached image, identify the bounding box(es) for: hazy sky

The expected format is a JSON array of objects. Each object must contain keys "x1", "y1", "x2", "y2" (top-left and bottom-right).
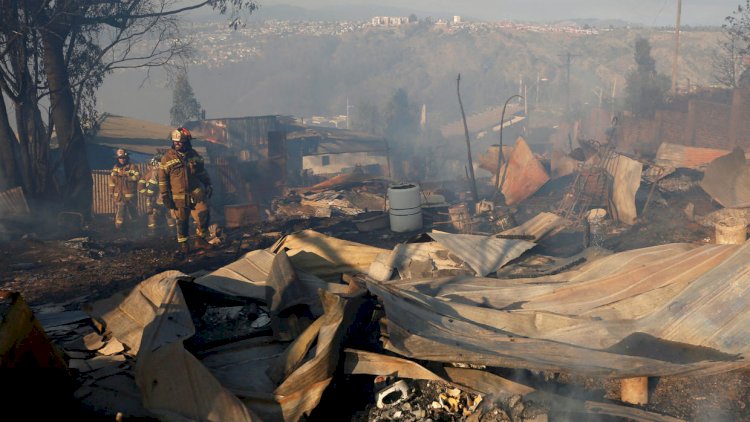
[{"x1": 264, "y1": 0, "x2": 741, "y2": 26}]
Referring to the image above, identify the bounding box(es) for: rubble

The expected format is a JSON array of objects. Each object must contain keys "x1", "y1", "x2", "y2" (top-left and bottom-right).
[{"x1": 5, "y1": 131, "x2": 750, "y2": 421}]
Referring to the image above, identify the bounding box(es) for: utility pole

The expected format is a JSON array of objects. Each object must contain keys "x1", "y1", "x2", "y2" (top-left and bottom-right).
[
  {"x1": 559, "y1": 52, "x2": 580, "y2": 114},
  {"x1": 671, "y1": 0, "x2": 682, "y2": 95},
  {"x1": 611, "y1": 77, "x2": 617, "y2": 115},
  {"x1": 346, "y1": 97, "x2": 352, "y2": 129}
]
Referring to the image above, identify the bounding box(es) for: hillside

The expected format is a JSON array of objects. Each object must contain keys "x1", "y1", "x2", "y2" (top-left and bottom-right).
[{"x1": 98, "y1": 21, "x2": 722, "y2": 129}]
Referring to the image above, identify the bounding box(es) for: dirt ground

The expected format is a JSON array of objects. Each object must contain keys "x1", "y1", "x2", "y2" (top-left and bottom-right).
[{"x1": 2, "y1": 175, "x2": 750, "y2": 421}]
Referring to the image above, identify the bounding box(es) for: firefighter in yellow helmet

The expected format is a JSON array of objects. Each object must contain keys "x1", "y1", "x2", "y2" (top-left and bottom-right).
[
  {"x1": 159, "y1": 127, "x2": 213, "y2": 258},
  {"x1": 109, "y1": 148, "x2": 140, "y2": 229},
  {"x1": 138, "y1": 153, "x2": 175, "y2": 233}
]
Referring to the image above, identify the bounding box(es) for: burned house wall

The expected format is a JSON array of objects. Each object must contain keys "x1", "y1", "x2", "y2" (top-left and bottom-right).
[
  {"x1": 549, "y1": 122, "x2": 576, "y2": 152},
  {"x1": 187, "y1": 116, "x2": 293, "y2": 161},
  {"x1": 581, "y1": 108, "x2": 613, "y2": 142},
  {"x1": 594, "y1": 88, "x2": 750, "y2": 157},
  {"x1": 655, "y1": 109, "x2": 686, "y2": 146},
  {"x1": 730, "y1": 88, "x2": 750, "y2": 147},
  {"x1": 302, "y1": 152, "x2": 388, "y2": 176},
  {"x1": 614, "y1": 115, "x2": 658, "y2": 156},
  {"x1": 687, "y1": 100, "x2": 731, "y2": 149}
]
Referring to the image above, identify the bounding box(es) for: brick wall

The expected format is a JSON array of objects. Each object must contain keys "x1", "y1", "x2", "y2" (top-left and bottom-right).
[
  {"x1": 730, "y1": 88, "x2": 750, "y2": 148},
  {"x1": 577, "y1": 89, "x2": 750, "y2": 157},
  {"x1": 688, "y1": 100, "x2": 731, "y2": 149},
  {"x1": 615, "y1": 116, "x2": 658, "y2": 156},
  {"x1": 655, "y1": 110, "x2": 685, "y2": 145}
]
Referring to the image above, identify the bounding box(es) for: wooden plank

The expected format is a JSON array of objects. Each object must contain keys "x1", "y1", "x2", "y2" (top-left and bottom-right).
[
  {"x1": 343, "y1": 349, "x2": 682, "y2": 422},
  {"x1": 343, "y1": 348, "x2": 443, "y2": 381},
  {"x1": 443, "y1": 368, "x2": 683, "y2": 422}
]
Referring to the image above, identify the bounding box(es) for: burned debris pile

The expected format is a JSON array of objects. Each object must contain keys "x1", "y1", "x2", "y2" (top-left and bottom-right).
[{"x1": 4, "y1": 132, "x2": 750, "y2": 421}]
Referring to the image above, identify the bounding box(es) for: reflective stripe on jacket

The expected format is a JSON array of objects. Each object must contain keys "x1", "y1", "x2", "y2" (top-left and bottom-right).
[
  {"x1": 159, "y1": 148, "x2": 211, "y2": 204},
  {"x1": 110, "y1": 163, "x2": 140, "y2": 197}
]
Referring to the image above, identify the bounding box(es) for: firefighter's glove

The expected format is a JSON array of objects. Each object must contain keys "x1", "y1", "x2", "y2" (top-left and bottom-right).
[
  {"x1": 205, "y1": 185, "x2": 213, "y2": 199},
  {"x1": 163, "y1": 197, "x2": 177, "y2": 210}
]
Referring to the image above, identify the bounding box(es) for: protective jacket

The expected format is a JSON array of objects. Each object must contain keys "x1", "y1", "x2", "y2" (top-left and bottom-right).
[
  {"x1": 109, "y1": 162, "x2": 140, "y2": 200},
  {"x1": 159, "y1": 148, "x2": 211, "y2": 207},
  {"x1": 138, "y1": 166, "x2": 162, "y2": 204}
]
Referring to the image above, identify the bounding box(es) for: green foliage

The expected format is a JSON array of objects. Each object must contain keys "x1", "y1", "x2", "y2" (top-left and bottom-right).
[
  {"x1": 385, "y1": 88, "x2": 419, "y2": 143},
  {"x1": 352, "y1": 100, "x2": 383, "y2": 135},
  {"x1": 170, "y1": 73, "x2": 203, "y2": 126},
  {"x1": 624, "y1": 37, "x2": 670, "y2": 118}
]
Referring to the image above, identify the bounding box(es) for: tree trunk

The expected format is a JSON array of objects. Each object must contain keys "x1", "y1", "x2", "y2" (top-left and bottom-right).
[
  {"x1": 42, "y1": 25, "x2": 92, "y2": 216},
  {"x1": 0, "y1": 94, "x2": 21, "y2": 191},
  {"x1": 12, "y1": 103, "x2": 36, "y2": 197}
]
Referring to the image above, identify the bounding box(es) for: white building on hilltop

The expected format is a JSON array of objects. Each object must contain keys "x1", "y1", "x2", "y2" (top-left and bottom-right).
[{"x1": 371, "y1": 16, "x2": 410, "y2": 26}]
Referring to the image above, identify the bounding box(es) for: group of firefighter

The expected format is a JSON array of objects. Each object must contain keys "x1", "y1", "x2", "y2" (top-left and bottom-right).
[{"x1": 108, "y1": 127, "x2": 212, "y2": 259}]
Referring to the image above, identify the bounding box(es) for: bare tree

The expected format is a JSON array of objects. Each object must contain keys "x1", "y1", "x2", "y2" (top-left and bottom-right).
[
  {"x1": 0, "y1": 0, "x2": 256, "y2": 214},
  {"x1": 713, "y1": 18, "x2": 744, "y2": 87}
]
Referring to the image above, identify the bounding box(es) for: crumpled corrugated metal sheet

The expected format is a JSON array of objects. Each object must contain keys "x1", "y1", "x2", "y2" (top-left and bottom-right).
[
  {"x1": 368, "y1": 242, "x2": 750, "y2": 377},
  {"x1": 700, "y1": 147, "x2": 750, "y2": 208},
  {"x1": 271, "y1": 229, "x2": 388, "y2": 279},
  {"x1": 91, "y1": 249, "x2": 363, "y2": 422},
  {"x1": 498, "y1": 212, "x2": 569, "y2": 241},
  {"x1": 426, "y1": 232, "x2": 535, "y2": 277}
]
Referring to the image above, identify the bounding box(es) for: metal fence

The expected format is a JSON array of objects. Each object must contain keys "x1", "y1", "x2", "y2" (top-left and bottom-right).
[
  {"x1": 91, "y1": 163, "x2": 149, "y2": 215},
  {"x1": 0, "y1": 186, "x2": 30, "y2": 216}
]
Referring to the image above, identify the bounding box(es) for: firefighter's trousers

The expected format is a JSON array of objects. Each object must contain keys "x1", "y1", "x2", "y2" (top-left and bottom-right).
[{"x1": 173, "y1": 200, "x2": 210, "y2": 243}]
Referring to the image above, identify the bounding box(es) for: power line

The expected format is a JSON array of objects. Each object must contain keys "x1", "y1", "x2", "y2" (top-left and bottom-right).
[{"x1": 652, "y1": 0, "x2": 670, "y2": 26}]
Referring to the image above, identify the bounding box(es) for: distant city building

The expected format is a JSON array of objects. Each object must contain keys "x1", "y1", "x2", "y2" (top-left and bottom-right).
[
  {"x1": 371, "y1": 16, "x2": 410, "y2": 26},
  {"x1": 453, "y1": 16, "x2": 462, "y2": 24}
]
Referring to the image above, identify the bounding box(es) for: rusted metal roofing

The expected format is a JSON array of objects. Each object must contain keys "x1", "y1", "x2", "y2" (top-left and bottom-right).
[
  {"x1": 655, "y1": 142, "x2": 750, "y2": 170},
  {"x1": 500, "y1": 137, "x2": 550, "y2": 205},
  {"x1": 368, "y1": 242, "x2": 750, "y2": 377}
]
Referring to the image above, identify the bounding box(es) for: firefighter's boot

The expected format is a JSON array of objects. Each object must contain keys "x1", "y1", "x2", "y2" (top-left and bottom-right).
[
  {"x1": 174, "y1": 242, "x2": 190, "y2": 260},
  {"x1": 194, "y1": 236, "x2": 210, "y2": 253}
]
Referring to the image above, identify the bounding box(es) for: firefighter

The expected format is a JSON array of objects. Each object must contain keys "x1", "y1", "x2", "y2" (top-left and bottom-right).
[
  {"x1": 138, "y1": 153, "x2": 175, "y2": 232},
  {"x1": 109, "y1": 148, "x2": 139, "y2": 230},
  {"x1": 159, "y1": 127, "x2": 213, "y2": 258}
]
